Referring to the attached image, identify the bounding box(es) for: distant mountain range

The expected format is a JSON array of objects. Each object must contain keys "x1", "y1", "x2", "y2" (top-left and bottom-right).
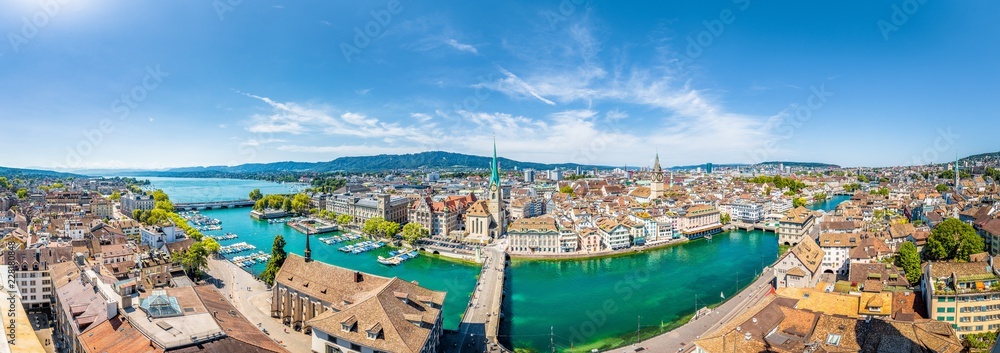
[
  {"x1": 0, "y1": 166, "x2": 83, "y2": 179},
  {"x1": 79, "y1": 151, "x2": 615, "y2": 177}
]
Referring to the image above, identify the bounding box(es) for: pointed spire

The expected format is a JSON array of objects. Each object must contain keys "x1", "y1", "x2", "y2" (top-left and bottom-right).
[
  {"x1": 490, "y1": 137, "x2": 500, "y2": 187},
  {"x1": 304, "y1": 233, "x2": 312, "y2": 262},
  {"x1": 653, "y1": 150, "x2": 662, "y2": 173}
]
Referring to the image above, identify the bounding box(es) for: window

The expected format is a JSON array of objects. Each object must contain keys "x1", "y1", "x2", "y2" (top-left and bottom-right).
[
  {"x1": 947, "y1": 307, "x2": 955, "y2": 313},
  {"x1": 937, "y1": 316, "x2": 946, "y2": 321},
  {"x1": 938, "y1": 297, "x2": 946, "y2": 303},
  {"x1": 826, "y1": 333, "x2": 842, "y2": 346},
  {"x1": 325, "y1": 346, "x2": 343, "y2": 353},
  {"x1": 949, "y1": 297, "x2": 957, "y2": 302},
  {"x1": 938, "y1": 308, "x2": 945, "y2": 313},
  {"x1": 350, "y1": 343, "x2": 361, "y2": 351},
  {"x1": 948, "y1": 316, "x2": 954, "y2": 321}
]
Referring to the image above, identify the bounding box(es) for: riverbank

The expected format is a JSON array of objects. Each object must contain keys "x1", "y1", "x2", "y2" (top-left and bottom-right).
[{"x1": 509, "y1": 238, "x2": 691, "y2": 262}]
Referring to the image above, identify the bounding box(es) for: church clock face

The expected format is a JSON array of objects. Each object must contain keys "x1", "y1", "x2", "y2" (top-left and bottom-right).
[
  {"x1": 491, "y1": 184, "x2": 498, "y2": 192},
  {"x1": 652, "y1": 173, "x2": 663, "y2": 182}
]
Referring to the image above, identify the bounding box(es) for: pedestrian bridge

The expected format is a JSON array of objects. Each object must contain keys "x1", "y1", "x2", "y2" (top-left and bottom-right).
[{"x1": 174, "y1": 199, "x2": 255, "y2": 211}]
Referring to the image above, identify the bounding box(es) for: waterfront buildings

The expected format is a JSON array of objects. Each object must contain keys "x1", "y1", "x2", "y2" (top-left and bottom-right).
[
  {"x1": 327, "y1": 192, "x2": 412, "y2": 227},
  {"x1": 729, "y1": 199, "x2": 764, "y2": 223},
  {"x1": 680, "y1": 205, "x2": 722, "y2": 239},
  {"x1": 271, "y1": 254, "x2": 445, "y2": 353},
  {"x1": 778, "y1": 206, "x2": 816, "y2": 246},
  {"x1": 508, "y1": 216, "x2": 562, "y2": 254},
  {"x1": 408, "y1": 194, "x2": 476, "y2": 238},
  {"x1": 120, "y1": 191, "x2": 154, "y2": 216},
  {"x1": 774, "y1": 236, "x2": 825, "y2": 288}
]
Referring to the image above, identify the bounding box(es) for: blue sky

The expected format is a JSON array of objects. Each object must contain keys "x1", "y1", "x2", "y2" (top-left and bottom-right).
[{"x1": 0, "y1": 0, "x2": 996, "y2": 170}]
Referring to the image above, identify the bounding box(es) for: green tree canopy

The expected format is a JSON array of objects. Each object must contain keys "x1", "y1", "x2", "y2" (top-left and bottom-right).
[
  {"x1": 259, "y1": 235, "x2": 287, "y2": 286},
  {"x1": 793, "y1": 197, "x2": 807, "y2": 208},
  {"x1": 16, "y1": 188, "x2": 28, "y2": 199},
  {"x1": 336, "y1": 214, "x2": 353, "y2": 226},
  {"x1": 926, "y1": 218, "x2": 982, "y2": 261},
  {"x1": 291, "y1": 193, "x2": 311, "y2": 214},
  {"x1": 401, "y1": 223, "x2": 429, "y2": 245},
  {"x1": 0, "y1": 177, "x2": 10, "y2": 190},
  {"x1": 720, "y1": 213, "x2": 731, "y2": 225},
  {"x1": 935, "y1": 184, "x2": 949, "y2": 193},
  {"x1": 895, "y1": 241, "x2": 922, "y2": 284},
  {"x1": 151, "y1": 189, "x2": 169, "y2": 202},
  {"x1": 180, "y1": 241, "x2": 209, "y2": 280},
  {"x1": 249, "y1": 188, "x2": 263, "y2": 201},
  {"x1": 109, "y1": 191, "x2": 121, "y2": 201},
  {"x1": 558, "y1": 185, "x2": 574, "y2": 195}
]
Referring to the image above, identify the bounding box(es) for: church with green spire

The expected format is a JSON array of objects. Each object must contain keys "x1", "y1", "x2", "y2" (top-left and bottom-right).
[{"x1": 464, "y1": 140, "x2": 508, "y2": 244}]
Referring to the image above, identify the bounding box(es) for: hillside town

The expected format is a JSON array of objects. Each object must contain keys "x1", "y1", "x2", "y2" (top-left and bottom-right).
[{"x1": 2, "y1": 149, "x2": 1000, "y2": 352}]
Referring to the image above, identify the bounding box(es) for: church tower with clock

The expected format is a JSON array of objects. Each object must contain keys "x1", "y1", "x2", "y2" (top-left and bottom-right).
[
  {"x1": 650, "y1": 152, "x2": 665, "y2": 199},
  {"x1": 488, "y1": 140, "x2": 506, "y2": 236}
]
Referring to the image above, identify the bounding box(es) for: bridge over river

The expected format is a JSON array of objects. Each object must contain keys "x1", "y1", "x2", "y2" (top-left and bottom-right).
[
  {"x1": 174, "y1": 199, "x2": 255, "y2": 211},
  {"x1": 448, "y1": 242, "x2": 512, "y2": 353}
]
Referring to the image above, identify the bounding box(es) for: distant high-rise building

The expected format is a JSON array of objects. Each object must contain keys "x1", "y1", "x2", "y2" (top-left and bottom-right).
[
  {"x1": 706, "y1": 163, "x2": 713, "y2": 174},
  {"x1": 524, "y1": 170, "x2": 535, "y2": 183},
  {"x1": 549, "y1": 169, "x2": 562, "y2": 181}
]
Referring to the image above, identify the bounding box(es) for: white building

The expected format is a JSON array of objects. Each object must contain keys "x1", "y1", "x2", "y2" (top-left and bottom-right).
[
  {"x1": 597, "y1": 219, "x2": 631, "y2": 250},
  {"x1": 120, "y1": 191, "x2": 154, "y2": 216},
  {"x1": 140, "y1": 225, "x2": 181, "y2": 249},
  {"x1": 817, "y1": 233, "x2": 856, "y2": 275},
  {"x1": 5, "y1": 247, "x2": 73, "y2": 310},
  {"x1": 730, "y1": 200, "x2": 764, "y2": 223}
]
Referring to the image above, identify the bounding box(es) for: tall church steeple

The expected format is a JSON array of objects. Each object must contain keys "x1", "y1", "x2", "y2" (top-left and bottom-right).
[
  {"x1": 651, "y1": 151, "x2": 665, "y2": 199},
  {"x1": 490, "y1": 138, "x2": 500, "y2": 187},
  {"x1": 487, "y1": 138, "x2": 506, "y2": 237}
]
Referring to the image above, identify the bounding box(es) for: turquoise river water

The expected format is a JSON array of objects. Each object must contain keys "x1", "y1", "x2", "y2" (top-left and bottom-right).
[{"x1": 141, "y1": 177, "x2": 852, "y2": 352}]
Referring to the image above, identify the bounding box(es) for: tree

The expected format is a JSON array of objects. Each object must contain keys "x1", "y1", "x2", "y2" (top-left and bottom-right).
[
  {"x1": 337, "y1": 214, "x2": 353, "y2": 227},
  {"x1": 720, "y1": 213, "x2": 731, "y2": 225},
  {"x1": 793, "y1": 197, "x2": 807, "y2": 208},
  {"x1": 132, "y1": 209, "x2": 142, "y2": 220},
  {"x1": 16, "y1": 188, "x2": 28, "y2": 199},
  {"x1": 203, "y1": 238, "x2": 221, "y2": 258},
  {"x1": 926, "y1": 218, "x2": 981, "y2": 261},
  {"x1": 380, "y1": 221, "x2": 401, "y2": 238},
  {"x1": 151, "y1": 189, "x2": 169, "y2": 202},
  {"x1": 559, "y1": 185, "x2": 574, "y2": 195},
  {"x1": 155, "y1": 200, "x2": 174, "y2": 212},
  {"x1": 109, "y1": 191, "x2": 121, "y2": 201},
  {"x1": 180, "y1": 242, "x2": 209, "y2": 280},
  {"x1": 282, "y1": 198, "x2": 293, "y2": 212},
  {"x1": 291, "y1": 193, "x2": 311, "y2": 214},
  {"x1": 363, "y1": 217, "x2": 384, "y2": 236},
  {"x1": 935, "y1": 184, "x2": 949, "y2": 193},
  {"x1": 0, "y1": 177, "x2": 10, "y2": 190},
  {"x1": 813, "y1": 193, "x2": 827, "y2": 201},
  {"x1": 259, "y1": 235, "x2": 287, "y2": 286},
  {"x1": 401, "y1": 223, "x2": 429, "y2": 245},
  {"x1": 249, "y1": 188, "x2": 263, "y2": 201},
  {"x1": 895, "y1": 241, "x2": 922, "y2": 284}
]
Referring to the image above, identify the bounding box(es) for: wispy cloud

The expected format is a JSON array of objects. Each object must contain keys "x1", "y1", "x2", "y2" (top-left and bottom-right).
[
  {"x1": 473, "y1": 67, "x2": 555, "y2": 105},
  {"x1": 446, "y1": 39, "x2": 478, "y2": 54},
  {"x1": 355, "y1": 88, "x2": 372, "y2": 96}
]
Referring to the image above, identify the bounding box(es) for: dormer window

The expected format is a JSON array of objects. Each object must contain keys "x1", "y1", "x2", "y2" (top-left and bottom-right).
[
  {"x1": 826, "y1": 333, "x2": 841, "y2": 346},
  {"x1": 366, "y1": 323, "x2": 383, "y2": 340},
  {"x1": 341, "y1": 315, "x2": 357, "y2": 332}
]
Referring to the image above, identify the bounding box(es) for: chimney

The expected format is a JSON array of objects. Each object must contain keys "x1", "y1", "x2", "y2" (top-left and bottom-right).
[{"x1": 107, "y1": 299, "x2": 118, "y2": 320}]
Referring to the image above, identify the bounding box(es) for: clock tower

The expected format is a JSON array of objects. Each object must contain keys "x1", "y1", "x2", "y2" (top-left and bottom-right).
[
  {"x1": 488, "y1": 140, "x2": 506, "y2": 236},
  {"x1": 651, "y1": 152, "x2": 665, "y2": 199}
]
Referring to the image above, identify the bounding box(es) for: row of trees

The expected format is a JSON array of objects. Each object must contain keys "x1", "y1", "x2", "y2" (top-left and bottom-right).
[
  {"x1": 251, "y1": 192, "x2": 312, "y2": 214},
  {"x1": 362, "y1": 217, "x2": 401, "y2": 239},
  {"x1": 259, "y1": 235, "x2": 287, "y2": 286},
  {"x1": 744, "y1": 175, "x2": 808, "y2": 194},
  {"x1": 313, "y1": 209, "x2": 354, "y2": 227}
]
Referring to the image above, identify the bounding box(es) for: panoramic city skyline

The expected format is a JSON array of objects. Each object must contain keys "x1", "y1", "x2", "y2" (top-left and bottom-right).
[{"x1": 2, "y1": 1, "x2": 997, "y2": 171}]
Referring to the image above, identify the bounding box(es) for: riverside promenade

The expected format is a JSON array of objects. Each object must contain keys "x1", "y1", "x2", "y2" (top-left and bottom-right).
[{"x1": 605, "y1": 268, "x2": 776, "y2": 353}]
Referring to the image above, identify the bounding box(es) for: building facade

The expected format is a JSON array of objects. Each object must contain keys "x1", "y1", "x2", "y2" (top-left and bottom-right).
[
  {"x1": 327, "y1": 193, "x2": 413, "y2": 227},
  {"x1": 508, "y1": 216, "x2": 561, "y2": 254},
  {"x1": 778, "y1": 206, "x2": 816, "y2": 246}
]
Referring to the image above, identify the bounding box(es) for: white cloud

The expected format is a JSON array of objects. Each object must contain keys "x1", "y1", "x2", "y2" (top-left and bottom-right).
[
  {"x1": 473, "y1": 67, "x2": 555, "y2": 105},
  {"x1": 446, "y1": 39, "x2": 478, "y2": 54},
  {"x1": 411, "y1": 113, "x2": 433, "y2": 122},
  {"x1": 355, "y1": 88, "x2": 372, "y2": 96}
]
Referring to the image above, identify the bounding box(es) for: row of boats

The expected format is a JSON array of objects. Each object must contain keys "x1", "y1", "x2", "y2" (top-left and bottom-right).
[
  {"x1": 377, "y1": 250, "x2": 419, "y2": 266},
  {"x1": 339, "y1": 240, "x2": 387, "y2": 254},
  {"x1": 178, "y1": 211, "x2": 222, "y2": 226},
  {"x1": 219, "y1": 242, "x2": 257, "y2": 254},
  {"x1": 229, "y1": 251, "x2": 272, "y2": 268},
  {"x1": 267, "y1": 217, "x2": 305, "y2": 224},
  {"x1": 207, "y1": 233, "x2": 238, "y2": 241},
  {"x1": 318, "y1": 234, "x2": 363, "y2": 245}
]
